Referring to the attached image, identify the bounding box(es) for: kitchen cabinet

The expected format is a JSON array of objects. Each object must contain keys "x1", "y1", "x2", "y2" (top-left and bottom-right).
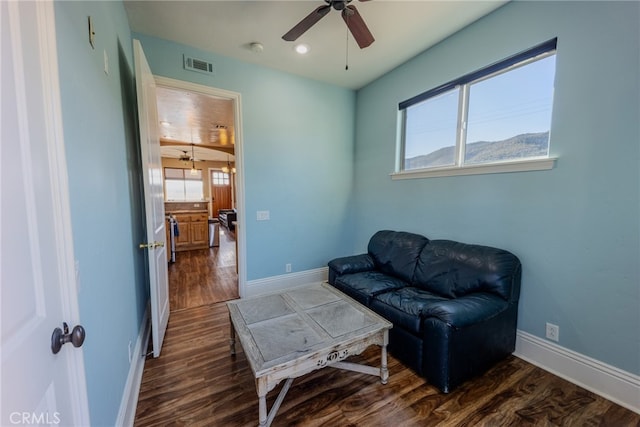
[
  {"x1": 172, "y1": 211, "x2": 209, "y2": 251},
  {"x1": 190, "y1": 214, "x2": 209, "y2": 246},
  {"x1": 173, "y1": 214, "x2": 191, "y2": 248}
]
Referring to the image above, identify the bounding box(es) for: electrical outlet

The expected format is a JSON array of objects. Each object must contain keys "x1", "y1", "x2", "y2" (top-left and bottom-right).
[
  {"x1": 285, "y1": 263, "x2": 292, "y2": 273},
  {"x1": 546, "y1": 322, "x2": 559, "y2": 342},
  {"x1": 257, "y1": 210, "x2": 270, "y2": 221}
]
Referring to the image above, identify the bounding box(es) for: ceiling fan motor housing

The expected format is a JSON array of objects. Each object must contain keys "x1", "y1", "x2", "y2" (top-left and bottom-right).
[{"x1": 329, "y1": 0, "x2": 350, "y2": 11}]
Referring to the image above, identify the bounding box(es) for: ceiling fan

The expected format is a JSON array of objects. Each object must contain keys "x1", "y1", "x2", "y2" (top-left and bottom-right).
[
  {"x1": 178, "y1": 150, "x2": 191, "y2": 162},
  {"x1": 178, "y1": 145, "x2": 200, "y2": 164},
  {"x1": 282, "y1": 0, "x2": 375, "y2": 49}
]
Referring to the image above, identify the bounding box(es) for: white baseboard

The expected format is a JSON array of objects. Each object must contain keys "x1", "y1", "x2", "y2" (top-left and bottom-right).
[
  {"x1": 116, "y1": 307, "x2": 151, "y2": 426},
  {"x1": 245, "y1": 267, "x2": 328, "y2": 297},
  {"x1": 515, "y1": 330, "x2": 640, "y2": 414}
]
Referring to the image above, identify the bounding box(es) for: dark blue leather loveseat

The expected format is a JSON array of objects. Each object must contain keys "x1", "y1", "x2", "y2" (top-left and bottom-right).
[{"x1": 327, "y1": 230, "x2": 522, "y2": 393}]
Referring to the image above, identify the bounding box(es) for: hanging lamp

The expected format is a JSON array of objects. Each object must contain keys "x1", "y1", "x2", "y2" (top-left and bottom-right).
[
  {"x1": 190, "y1": 144, "x2": 198, "y2": 176},
  {"x1": 221, "y1": 155, "x2": 236, "y2": 174}
]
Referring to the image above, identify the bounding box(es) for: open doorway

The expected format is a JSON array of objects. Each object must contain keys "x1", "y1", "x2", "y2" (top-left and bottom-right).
[{"x1": 154, "y1": 77, "x2": 245, "y2": 310}]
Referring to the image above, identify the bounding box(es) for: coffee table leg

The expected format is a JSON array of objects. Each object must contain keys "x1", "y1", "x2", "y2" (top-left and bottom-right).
[
  {"x1": 380, "y1": 330, "x2": 389, "y2": 384},
  {"x1": 257, "y1": 378, "x2": 268, "y2": 426},
  {"x1": 229, "y1": 315, "x2": 236, "y2": 355}
]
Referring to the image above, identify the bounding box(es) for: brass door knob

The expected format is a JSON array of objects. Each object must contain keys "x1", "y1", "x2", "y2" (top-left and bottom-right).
[{"x1": 139, "y1": 241, "x2": 164, "y2": 249}]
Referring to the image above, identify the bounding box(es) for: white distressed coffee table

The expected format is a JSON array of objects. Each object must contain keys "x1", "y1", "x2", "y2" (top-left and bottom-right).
[{"x1": 226, "y1": 282, "x2": 392, "y2": 426}]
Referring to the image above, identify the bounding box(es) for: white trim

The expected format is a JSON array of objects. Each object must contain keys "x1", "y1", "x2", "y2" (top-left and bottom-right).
[
  {"x1": 116, "y1": 308, "x2": 151, "y2": 427},
  {"x1": 390, "y1": 157, "x2": 556, "y2": 180},
  {"x1": 152, "y1": 76, "x2": 247, "y2": 298},
  {"x1": 244, "y1": 268, "x2": 329, "y2": 298},
  {"x1": 515, "y1": 330, "x2": 640, "y2": 414}
]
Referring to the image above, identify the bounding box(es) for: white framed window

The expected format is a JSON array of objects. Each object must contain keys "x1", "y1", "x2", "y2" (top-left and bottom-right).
[
  {"x1": 211, "y1": 171, "x2": 230, "y2": 186},
  {"x1": 164, "y1": 167, "x2": 204, "y2": 201},
  {"x1": 395, "y1": 39, "x2": 557, "y2": 179}
]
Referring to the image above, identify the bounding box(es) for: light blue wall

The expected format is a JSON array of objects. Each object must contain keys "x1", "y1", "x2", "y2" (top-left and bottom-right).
[
  {"x1": 133, "y1": 34, "x2": 357, "y2": 280},
  {"x1": 353, "y1": 1, "x2": 639, "y2": 374},
  {"x1": 54, "y1": 2, "x2": 147, "y2": 425},
  {"x1": 53, "y1": 5, "x2": 355, "y2": 422}
]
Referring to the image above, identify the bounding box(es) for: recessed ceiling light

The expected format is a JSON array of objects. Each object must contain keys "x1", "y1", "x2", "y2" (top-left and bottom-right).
[
  {"x1": 295, "y1": 44, "x2": 310, "y2": 55},
  {"x1": 249, "y1": 42, "x2": 264, "y2": 53},
  {"x1": 160, "y1": 120, "x2": 171, "y2": 127}
]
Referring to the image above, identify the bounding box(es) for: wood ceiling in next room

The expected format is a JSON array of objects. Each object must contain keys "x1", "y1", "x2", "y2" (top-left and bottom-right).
[{"x1": 157, "y1": 86, "x2": 235, "y2": 162}]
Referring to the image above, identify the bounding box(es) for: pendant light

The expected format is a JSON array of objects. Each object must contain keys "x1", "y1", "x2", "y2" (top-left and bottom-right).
[
  {"x1": 221, "y1": 155, "x2": 235, "y2": 174},
  {"x1": 190, "y1": 144, "x2": 198, "y2": 176}
]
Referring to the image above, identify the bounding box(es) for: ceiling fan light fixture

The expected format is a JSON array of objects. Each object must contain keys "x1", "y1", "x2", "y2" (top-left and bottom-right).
[{"x1": 295, "y1": 43, "x2": 310, "y2": 55}]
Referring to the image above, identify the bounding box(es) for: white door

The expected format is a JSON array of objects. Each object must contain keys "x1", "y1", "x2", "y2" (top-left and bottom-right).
[
  {"x1": 133, "y1": 40, "x2": 170, "y2": 358},
  {"x1": 1, "y1": 1, "x2": 90, "y2": 425}
]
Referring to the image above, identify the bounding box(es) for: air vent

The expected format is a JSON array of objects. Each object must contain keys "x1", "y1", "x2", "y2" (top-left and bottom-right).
[{"x1": 183, "y1": 55, "x2": 214, "y2": 75}]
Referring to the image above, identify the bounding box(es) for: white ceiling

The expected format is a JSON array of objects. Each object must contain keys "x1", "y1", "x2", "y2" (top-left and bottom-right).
[{"x1": 124, "y1": 0, "x2": 508, "y2": 90}]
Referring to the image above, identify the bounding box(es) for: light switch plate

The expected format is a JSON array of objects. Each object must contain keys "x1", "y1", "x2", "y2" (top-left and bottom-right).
[{"x1": 257, "y1": 210, "x2": 270, "y2": 221}]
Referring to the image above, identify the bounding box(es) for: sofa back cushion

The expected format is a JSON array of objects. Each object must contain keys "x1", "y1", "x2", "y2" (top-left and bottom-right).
[
  {"x1": 368, "y1": 230, "x2": 429, "y2": 284},
  {"x1": 413, "y1": 240, "x2": 521, "y2": 301}
]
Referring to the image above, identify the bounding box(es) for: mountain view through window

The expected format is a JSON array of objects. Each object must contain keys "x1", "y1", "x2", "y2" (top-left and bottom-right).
[{"x1": 403, "y1": 52, "x2": 556, "y2": 170}]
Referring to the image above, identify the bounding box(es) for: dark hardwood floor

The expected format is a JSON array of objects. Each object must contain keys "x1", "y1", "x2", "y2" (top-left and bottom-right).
[
  {"x1": 135, "y1": 290, "x2": 640, "y2": 426},
  {"x1": 168, "y1": 226, "x2": 239, "y2": 311}
]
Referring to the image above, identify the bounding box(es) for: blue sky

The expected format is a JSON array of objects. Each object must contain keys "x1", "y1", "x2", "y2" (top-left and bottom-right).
[{"x1": 405, "y1": 54, "x2": 556, "y2": 160}]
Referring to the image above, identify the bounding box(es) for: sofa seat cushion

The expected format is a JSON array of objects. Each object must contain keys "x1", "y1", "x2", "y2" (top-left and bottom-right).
[
  {"x1": 370, "y1": 287, "x2": 449, "y2": 335},
  {"x1": 371, "y1": 289, "x2": 510, "y2": 335},
  {"x1": 334, "y1": 271, "x2": 408, "y2": 305}
]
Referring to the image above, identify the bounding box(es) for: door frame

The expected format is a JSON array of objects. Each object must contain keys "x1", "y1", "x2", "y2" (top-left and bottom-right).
[{"x1": 154, "y1": 77, "x2": 246, "y2": 297}]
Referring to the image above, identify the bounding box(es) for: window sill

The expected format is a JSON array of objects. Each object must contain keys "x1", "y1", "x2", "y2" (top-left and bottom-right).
[{"x1": 390, "y1": 157, "x2": 557, "y2": 180}]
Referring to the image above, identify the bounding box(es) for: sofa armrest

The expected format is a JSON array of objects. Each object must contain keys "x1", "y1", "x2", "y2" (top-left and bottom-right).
[
  {"x1": 327, "y1": 254, "x2": 375, "y2": 284},
  {"x1": 421, "y1": 293, "x2": 509, "y2": 328}
]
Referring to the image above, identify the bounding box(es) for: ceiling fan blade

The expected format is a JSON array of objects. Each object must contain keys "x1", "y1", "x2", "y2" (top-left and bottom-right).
[
  {"x1": 282, "y1": 5, "x2": 331, "y2": 41},
  {"x1": 342, "y1": 5, "x2": 374, "y2": 49}
]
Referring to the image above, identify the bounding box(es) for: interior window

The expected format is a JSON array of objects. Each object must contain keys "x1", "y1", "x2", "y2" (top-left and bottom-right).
[
  {"x1": 164, "y1": 168, "x2": 203, "y2": 201},
  {"x1": 211, "y1": 171, "x2": 230, "y2": 186}
]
